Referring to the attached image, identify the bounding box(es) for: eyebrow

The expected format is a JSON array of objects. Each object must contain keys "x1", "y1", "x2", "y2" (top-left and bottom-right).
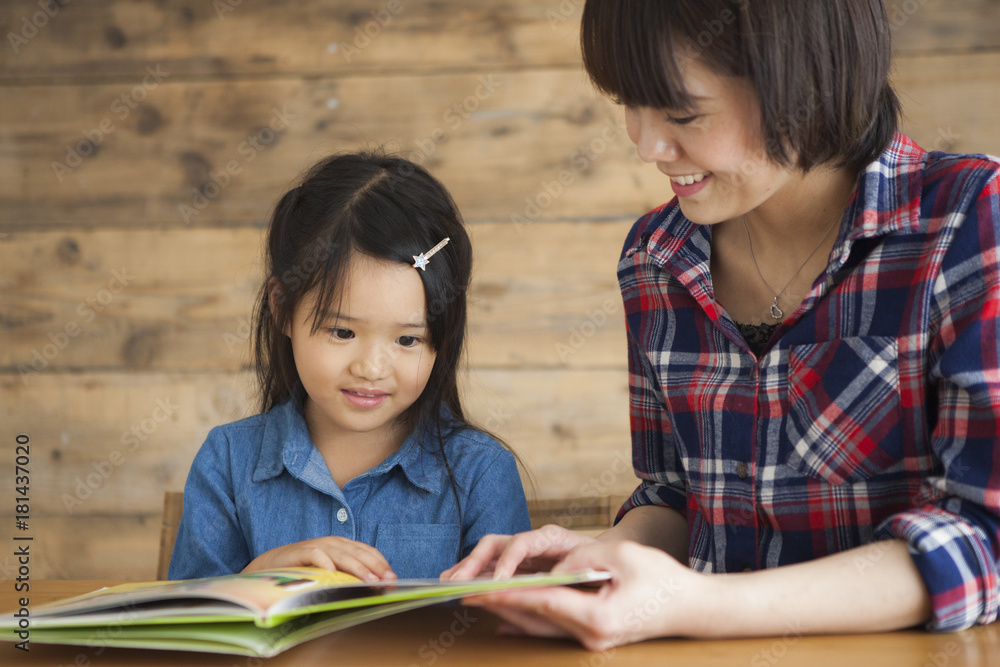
[{"x1": 326, "y1": 313, "x2": 428, "y2": 329}]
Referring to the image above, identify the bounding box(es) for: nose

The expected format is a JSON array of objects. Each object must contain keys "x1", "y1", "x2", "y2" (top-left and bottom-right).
[
  {"x1": 350, "y1": 341, "x2": 390, "y2": 381},
  {"x1": 625, "y1": 107, "x2": 680, "y2": 163}
]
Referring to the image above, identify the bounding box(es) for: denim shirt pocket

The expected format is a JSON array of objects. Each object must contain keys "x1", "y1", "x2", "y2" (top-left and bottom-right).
[
  {"x1": 784, "y1": 336, "x2": 903, "y2": 486},
  {"x1": 375, "y1": 523, "x2": 461, "y2": 579}
]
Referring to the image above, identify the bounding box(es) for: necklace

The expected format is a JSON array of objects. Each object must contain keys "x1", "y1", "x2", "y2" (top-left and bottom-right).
[{"x1": 741, "y1": 212, "x2": 842, "y2": 322}]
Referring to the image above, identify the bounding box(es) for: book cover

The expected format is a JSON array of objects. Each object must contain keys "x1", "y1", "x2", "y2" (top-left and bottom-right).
[{"x1": 1, "y1": 567, "x2": 608, "y2": 657}]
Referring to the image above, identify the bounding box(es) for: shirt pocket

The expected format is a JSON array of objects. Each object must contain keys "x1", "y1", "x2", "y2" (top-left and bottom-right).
[
  {"x1": 375, "y1": 523, "x2": 461, "y2": 579},
  {"x1": 784, "y1": 336, "x2": 902, "y2": 486}
]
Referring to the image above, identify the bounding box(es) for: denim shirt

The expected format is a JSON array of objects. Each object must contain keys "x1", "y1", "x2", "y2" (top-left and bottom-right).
[{"x1": 168, "y1": 397, "x2": 530, "y2": 580}]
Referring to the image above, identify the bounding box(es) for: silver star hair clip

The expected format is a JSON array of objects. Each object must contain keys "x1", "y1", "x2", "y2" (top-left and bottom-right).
[{"x1": 412, "y1": 237, "x2": 450, "y2": 271}]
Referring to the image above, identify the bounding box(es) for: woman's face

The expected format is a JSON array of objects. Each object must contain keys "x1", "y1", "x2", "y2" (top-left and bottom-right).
[{"x1": 623, "y1": 58, "x2": 794, "y2": 225}]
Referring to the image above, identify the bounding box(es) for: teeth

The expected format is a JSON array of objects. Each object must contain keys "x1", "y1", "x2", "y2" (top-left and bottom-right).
[{"x1": 670, "y1": 173, "x2": 707, "y2": 186}]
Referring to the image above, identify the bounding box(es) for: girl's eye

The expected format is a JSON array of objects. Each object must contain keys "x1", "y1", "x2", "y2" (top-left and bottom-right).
[
  {"x1": 397, "y1": 335, "x2": 421, "y2": 348},
  {"x1": 329, "y1": 328, "x2": 354, "y2": 340}
]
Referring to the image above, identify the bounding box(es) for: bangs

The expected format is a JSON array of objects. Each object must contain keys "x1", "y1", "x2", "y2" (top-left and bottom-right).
[{"x1": 581, "y1": 0, "x2": 695, "y2": 111}]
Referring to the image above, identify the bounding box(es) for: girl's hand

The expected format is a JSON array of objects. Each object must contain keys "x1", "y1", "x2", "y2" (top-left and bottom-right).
[
  {"x1": 463, "y1": 540, "x2": 707, "y2": 651},
  {"x1": 441, "y1": 524, "x2": 598, "y2": 580},
  {"x1": 243, "y1": 537, "x2": 397, "y2": 582}
]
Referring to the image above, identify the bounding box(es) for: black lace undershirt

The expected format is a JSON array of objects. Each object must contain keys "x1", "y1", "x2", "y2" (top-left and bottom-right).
[{"x1": 736, "y1": 321, "x2": 777, "y2": 357}]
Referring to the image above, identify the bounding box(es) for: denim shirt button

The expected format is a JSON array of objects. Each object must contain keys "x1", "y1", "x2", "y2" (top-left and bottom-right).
[{"x1": 336, "y1": 508, "x2": 348, "y2": 523}]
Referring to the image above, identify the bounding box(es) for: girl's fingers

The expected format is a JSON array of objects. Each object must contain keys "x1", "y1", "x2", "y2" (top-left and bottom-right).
[{"x1": 323, "y1": 539, "x2": 396, "y2": 581}]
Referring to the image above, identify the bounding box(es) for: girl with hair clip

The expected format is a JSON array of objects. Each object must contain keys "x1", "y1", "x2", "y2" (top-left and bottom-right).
[
  {"x1": 446, "y1": 0, "x2": 1000, "y2": 647},
  {"x1": 170, "y1": 151, "x2": 530, "y2": 581}
]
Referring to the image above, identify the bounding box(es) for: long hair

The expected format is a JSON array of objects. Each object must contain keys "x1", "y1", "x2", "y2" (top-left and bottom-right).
[
  {"x1": 581, "y1": 0, "x2": 900, "y2": 172},
  {"x1": 251, "y1": 150, "x2": 503, "y2": 543}
]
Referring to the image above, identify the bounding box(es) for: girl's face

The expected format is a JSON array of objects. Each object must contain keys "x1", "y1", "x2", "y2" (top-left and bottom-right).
[
  {"x1": 288, "y1": 253, "x2": 437, "y2": 450},
  {"x1": 623, "y1": 58, "x2": 794, "y2": 225}
]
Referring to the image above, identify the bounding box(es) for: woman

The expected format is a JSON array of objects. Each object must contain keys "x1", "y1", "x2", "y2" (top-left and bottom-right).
[{"x1": 443, "y1": 0, "x2": 1000, "y2": 649}]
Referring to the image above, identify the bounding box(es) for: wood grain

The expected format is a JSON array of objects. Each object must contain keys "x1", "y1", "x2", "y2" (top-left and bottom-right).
[
  {"x1": 0, "y1": 222, "x2": 632, "y2": 372},
  {"x1": 1, "y1": 0, "x2": 995, "y2": 83},
  {"x1": 0, "y1": 70, "x2": 658, "y2": 230},
  {"x1": 3, "y1": 55, "x2": 999, "y2": 231},
  {"x1": 0, "y1": 0, "x2": 585, "y2": 81}
]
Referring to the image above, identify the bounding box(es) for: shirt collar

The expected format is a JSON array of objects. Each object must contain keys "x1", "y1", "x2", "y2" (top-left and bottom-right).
[{"x1": 252, "y1": 394, "x2": 444, "y2": 495}]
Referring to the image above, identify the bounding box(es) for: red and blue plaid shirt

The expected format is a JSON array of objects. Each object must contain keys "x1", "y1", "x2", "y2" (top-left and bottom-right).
[{"x1": 617, "y1": 133, "x2": 1000, "y2": 632}]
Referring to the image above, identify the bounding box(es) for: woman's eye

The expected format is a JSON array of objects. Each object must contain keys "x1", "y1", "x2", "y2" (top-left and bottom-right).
[
  {"x1": 397, "y1": 335, "x2": 421, "y2": 348},
  {"x1": 666, "y1": 114, "x2": 700, "y2": 126},
  {"x1": 329, "y1": 328, "x2": 354, "y2": 340}
]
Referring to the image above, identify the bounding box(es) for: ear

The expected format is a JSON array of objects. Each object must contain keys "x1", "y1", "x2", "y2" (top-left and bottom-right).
[{"x1": 267, "y1": 278, "x2": 291, "y2": 338}]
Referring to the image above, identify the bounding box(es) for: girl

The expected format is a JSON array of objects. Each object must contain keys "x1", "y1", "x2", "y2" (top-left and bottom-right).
[
  {"x1": 446, "y1": 0, "x2": 1000, "y2": 648},
  {"x1": 169, "y1": 151, "x2": 531, "y2": 581}
]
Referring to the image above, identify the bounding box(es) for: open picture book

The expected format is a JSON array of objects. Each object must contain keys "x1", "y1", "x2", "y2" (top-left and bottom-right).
[{"x1": 1, "y1": 567, "x2": 609, "y2": 657}]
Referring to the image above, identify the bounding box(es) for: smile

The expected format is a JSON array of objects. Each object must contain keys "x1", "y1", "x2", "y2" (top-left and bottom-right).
[
  {"x1": 344, "y1": 389, "x2": 387, "y2": 398},
  {"x1": 342, "y1": 389, "x2": 390, "y2": 409},
  {"x1": 669, "y1": 173, "x2": 709, "y2": 186}
]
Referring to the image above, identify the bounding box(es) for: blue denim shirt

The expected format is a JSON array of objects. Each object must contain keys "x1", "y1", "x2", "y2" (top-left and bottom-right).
[{"x1": 168, "y1": 396, "x2": 530, "y2": 580}]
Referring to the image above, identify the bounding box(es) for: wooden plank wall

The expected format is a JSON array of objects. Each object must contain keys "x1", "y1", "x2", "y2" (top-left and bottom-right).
[{"x1": 1, "y1": 0, "x2": 998, "y2": 580}]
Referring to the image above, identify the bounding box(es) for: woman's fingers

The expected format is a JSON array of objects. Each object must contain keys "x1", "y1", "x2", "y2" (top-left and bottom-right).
[
  {"x1": 469, "y1": 540, "x2": 700, "y2": 649},
  {"x1": 469, "y1": 584, "x2": 619, "y2": 651},
  {"x1": 442, "y1": 534, "x2": 512, "y2": 579},
  {"x1": 446, "y1": 525, "x2": 598, "y2": 580},
  {"x1": 492, "y1": 525, "x2": 596, "y2": 579}
]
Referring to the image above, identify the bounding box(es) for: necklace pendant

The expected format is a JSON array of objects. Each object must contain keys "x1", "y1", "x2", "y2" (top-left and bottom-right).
[{"x1": 769, "y1": 299, "x2": 784, "y2": 322}]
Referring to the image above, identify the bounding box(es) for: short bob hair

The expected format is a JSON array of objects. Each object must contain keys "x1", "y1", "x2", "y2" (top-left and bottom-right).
[{"x1": 581, "y1": 0, "x2": 901, "y2": 172}]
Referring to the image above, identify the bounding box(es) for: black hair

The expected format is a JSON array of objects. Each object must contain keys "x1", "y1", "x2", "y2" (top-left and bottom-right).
[
  {"x1": 252, "y1": 149, "x2": 518, "y2": 554},
  {"x1": 581, "y1": 0, "x2": 901, "y2": 171}
]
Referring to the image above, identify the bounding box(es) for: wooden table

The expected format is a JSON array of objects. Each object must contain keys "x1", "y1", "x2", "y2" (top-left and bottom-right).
[{"x1": 3, "y1": 580, "x2": 999, "y2": 666}]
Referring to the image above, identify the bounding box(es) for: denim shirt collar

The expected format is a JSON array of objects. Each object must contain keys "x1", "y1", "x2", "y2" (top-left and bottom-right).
[{"x1": 251, "y1": 395, "x2": 443, "y2": 495}]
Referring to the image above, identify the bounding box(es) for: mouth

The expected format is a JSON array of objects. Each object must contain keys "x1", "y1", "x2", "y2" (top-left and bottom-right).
[
  {"x1": 668, "y1": 173, "x2": 709, "y2": 186},
  {"x1": 667, "y1": 171, "x2": 712, "y2": 198},
  {"x1": 344, "y1": 389, "x2": 388, "y2": 398},
  {"x1": 342, "y1": 388, "x2": 390, "y2": 408}
]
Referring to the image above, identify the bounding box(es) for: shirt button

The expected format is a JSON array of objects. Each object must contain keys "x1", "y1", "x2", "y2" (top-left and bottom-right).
[
  {"x1": 336, "y1": 508, "x2": 348, "y2": 523},
  {"x1": 736, "y1": 462, "x2": 749, "y2": 480}
]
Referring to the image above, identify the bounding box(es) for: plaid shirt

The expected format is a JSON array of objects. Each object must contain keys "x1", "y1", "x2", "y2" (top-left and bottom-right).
[{"x1": 617, "y1": 133, "x2": 1000, "y2": 632}]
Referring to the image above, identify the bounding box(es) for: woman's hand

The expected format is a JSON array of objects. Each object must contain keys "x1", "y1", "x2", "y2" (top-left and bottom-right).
[
  {"x1": 463, "y1": 540, "x2": 708, "y2": 651},
  {"x1": 441, "y1": 524, "x2": 599, "y2": 580},
  {"x1": 243, "y1": 537, "x2": 396, "y2": 582}
]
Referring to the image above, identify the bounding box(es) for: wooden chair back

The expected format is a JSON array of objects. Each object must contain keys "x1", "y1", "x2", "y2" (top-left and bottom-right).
[{"x1": 156, "y1": 491, "x2": 184, "y2": 580}]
